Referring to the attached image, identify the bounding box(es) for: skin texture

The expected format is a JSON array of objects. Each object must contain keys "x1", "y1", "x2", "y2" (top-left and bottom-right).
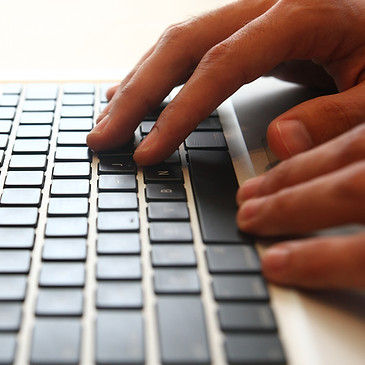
[{"x1": 87, "y1": 0, "x2": 365, "y2": 290}]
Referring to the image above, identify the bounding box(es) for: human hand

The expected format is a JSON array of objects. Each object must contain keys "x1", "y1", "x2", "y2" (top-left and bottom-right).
[
  {"x1": 87, "y1": 0, "x2": 365, "y2": 165},
  {"x1": 237, "y1": 124, "x2": 365, "y2": 290}
]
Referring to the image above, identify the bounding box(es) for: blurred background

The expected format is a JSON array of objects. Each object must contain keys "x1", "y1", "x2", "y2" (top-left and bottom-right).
[{"x1": 0, "y1": 0, "x2": 229, "y2": 76}]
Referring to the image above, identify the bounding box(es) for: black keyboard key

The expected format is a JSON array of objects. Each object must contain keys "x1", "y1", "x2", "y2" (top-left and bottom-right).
[
  {"x1": 140, "y1": 121, "x2": 155, "y2": 135},
  {"x1": 53, "y1": 162, "x2": 91, "y2": 179},
  {"x1": 98, "y1": 192, "x2": 138, "y2": 211},
  {"x1": 144, "y1": 164, "x2": 183, "y2": 183},
  {"x1": 154, "y1": 268, "x2": 200, "y2": 294},
  {"x1": 149, "y1": 222, "x2": 193, "y2": 243},
  {"x1": 225, "y1": 334, "x2": 286, "y2": 365},
  {"x1": 0, "y1": 120, "x2": 12, "y2": 134},
  {"x1": 0, "y1": 228, "x2": 35, "y2": 249},
  {"x1": 0, "y1": 207, "x2": 38, "y2": 227},
  {"x1": 0, "y1": 250, "x2": 31, "y2": 274},
  {"x1": 59, "y1": 117, "x2": 93, "y2": 131},
  {"x1": 47, "y1": 197, "x2": 89, "y2": 216},
  {"x1": 95, "y1": 311, "x2": 145, "y2": 365},
  {"x1": 0, "y1": 107, "x2": 16, "y2": 120},
  {"x1": 218, "y1": 303, "x2": 277, "y2": 332},
  {"x1": 57, "y1": 132, "x2": 89, "y2": 146},
  {"x1": 151, "y1": 245, "x2": 196, "y2": 267},
  {"x1": 147, "y1": 202, "x2": 189, "y2": 221},
  {"x1": 42, "y1": 239, "x2": 87, "y2": 261},
  {"x1": 9, "y1": 154, "x2": 47, "y2": 170},
  {"x1": 19, "y1": 112, "x2": 54, "y2": 125},
  {"x1": 50, "y1": 179, "x2": 90, "y2": 197},
  {"x1": 0, "y1": 303, "x2": 22, "y2": 331},
  {"x1": 62, "y1": 94, "x2": 94, "y2": 106},
  {"x1": 98, "y1": 174, "x2": 137, "y2": 192},
  {"x1": 0, "y1": 134, "x2": 9, "y2": 149},
  {"x1": 0, "y1": 94, "x2": 19, "y2": 107},
  {"x1": 60, "y1": 105, "x2": 93, "y2": 118},
  {"x1": 0, "y1": 188, "x2": 42, "y2": 207},
  {"x1": 195, "y1": 117, "x2": 222, "y2": 131},
  {"x1": 45, "y1": 217, "x2": 88, "y2": 237},
  {"x1": 212, "y1": 275, "x2": 269, "y2": 301},
  {"x1": 26, "y1": 84, "x2": 58, "y2": 99},
  {"x1": 96, "y1": 256, "x2": 141, "y2": 280},
  {"x1": 35, "y1": 289, "x2": 83, "y2": 316},
  {"x1": 30, "y1": 319, "x2": 81, "y2": 365},
  {"x1": 96, "y1": 282, "x2": 143, "y2": 309},
  {"x1": 98, "y1": 156, "x2": 137, "y2": 174},
  {"x1": 5, "y1": 171, "x2": 44, "y2": 188},
  {"x1": 3, "y1": 83, "x2": 22, "y2": 94},
  {"x1": 0, "y1": 334, "x2": 16, "y2": 365},
  {"x1": 188, "y1": 150, "x2": 251, "y2": 244},
  {"x1": 22, "y1": 100, "x2": 55, "y2": 112},
  {"x1": 97, "y1": 138, "x2": 135, "y2": 156},
  {"x1": 97, "y1": 233, "x2": 140, "y2": 255},
  {"x1": 55, "y1": 147, "x2": 91, "y2": 161},
  {"x1": 97, "y1": 211, "x2": 139, "y2": 232},
  {"x1": 145, "y1": 183, "x2": 186, "y2": 201},
  {"x1": 157, "y1": 297, "x2": 211, "y2": 365},
  {"x1": 206, "y1": 245, "x2": 261, "y2": 273},
  {"x1": 39, "y1": 263, "x2": 85, "y2": 287},
  {"x1": 16, "y1": 125, "x2": 52, "y2": 139},
  {"x1": 185, "y1": 131, "x2": 227, "y2": 150},
  {"x1": 163, "y1": 150, "x2": 181, "y2": 165},
  {"x1": 13, "y1": 139, "x2": 49, "y2": 154},
  {"x1": 0, "y1": 275, "x2": 27, "y2": 301}
]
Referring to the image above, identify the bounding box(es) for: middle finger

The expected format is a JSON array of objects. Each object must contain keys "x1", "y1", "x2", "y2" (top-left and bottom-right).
[{"x1": 237, "y1": 160, "x2": 365, "y2": 236}]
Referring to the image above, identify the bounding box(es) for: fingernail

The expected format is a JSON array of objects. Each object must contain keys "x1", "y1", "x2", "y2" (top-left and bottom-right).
[
  {"x1": 238, "y1": 175, "x2": 265, "y2": 203},
  {"x1": 262, "y1": 246, "x2": 289, "y2": 272},
  {"x1": 89, "y1": 114, "x2": 110, "y2": 135},
  {"x1": 240, "y1": 196, "x2": 265, "y2": 221},
  {"x1": 276, "y1": 120, "x2": 313, "y2": 156},
  {"x1": 135, "y1": 127, "x2": 158, "y2": 156}
]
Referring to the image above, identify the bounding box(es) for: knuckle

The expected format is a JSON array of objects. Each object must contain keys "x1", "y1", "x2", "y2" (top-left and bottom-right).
[
  {"x1": 158, "y1": 21, "x2": 198, "y2": 69},
  {"x1": 198, "y1": 42, "x2": 232, "y2": 71},
  {"x1": 159, "y1": 21, "x2": 193, "y2": 49}
]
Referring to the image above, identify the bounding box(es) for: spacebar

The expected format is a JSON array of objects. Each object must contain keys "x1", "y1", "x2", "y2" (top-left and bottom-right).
[{"x1": 188, "y1": 150, "x2": 250, "y2": 244}]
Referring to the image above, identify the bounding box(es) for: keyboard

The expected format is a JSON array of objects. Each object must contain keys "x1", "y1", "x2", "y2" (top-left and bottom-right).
[{"x1": 0, "y1": 82, "x2": 286, "y2": 365}]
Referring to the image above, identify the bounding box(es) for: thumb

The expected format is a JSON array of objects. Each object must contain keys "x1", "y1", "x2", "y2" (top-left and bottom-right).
[{"x1": 267, "y1": 81, "x2": 365, "y2": 160}]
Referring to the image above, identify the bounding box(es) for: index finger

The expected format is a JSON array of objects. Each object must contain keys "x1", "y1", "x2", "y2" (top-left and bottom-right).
[{"x1": 86, "y1": 0, "x2": 276, "y2": 154}]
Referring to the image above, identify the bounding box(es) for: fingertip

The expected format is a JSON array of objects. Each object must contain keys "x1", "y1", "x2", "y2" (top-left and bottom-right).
[
  {"x1": 87, "y1": 114, "x2": 110, "y2": 150},
  {"x1": 105, "y1": 84, "x2": 120, "y2": 101},
  {"x1": 86, "y1": 129, "x2": 104, "y2": 151},
  {"x1": 267, "y1": 119, "x2": 313, "y2": 160},
  {"x1": 134, "y1": 123, "x2": 185, "y2": 166},
  {"x1": 261, "y1": 246, "x2": 290, "y2": 284},
  {"x1": 237, "y1": 175, "x2": 266, "y2": 204}
]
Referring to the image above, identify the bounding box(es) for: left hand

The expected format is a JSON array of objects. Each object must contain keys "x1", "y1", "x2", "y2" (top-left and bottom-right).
[
  {"x1": 87, "y1": 0, "x2": 365, "y2": 165},
  {"x1": 236, "y1": 124, "x2": 365, "y2": 290}
]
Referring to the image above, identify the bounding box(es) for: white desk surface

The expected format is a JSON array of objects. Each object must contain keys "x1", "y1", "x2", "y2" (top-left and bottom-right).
[{"x1": 2, "y1": 1, "x2": 365, "y2": 365}]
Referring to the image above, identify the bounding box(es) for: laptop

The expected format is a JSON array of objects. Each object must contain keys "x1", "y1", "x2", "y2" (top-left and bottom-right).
[
  {"x1": 1, "y1": 74, "x2": 365, "y2": 365},
  {"x1": 2, "y1": 0, "x2": 365, "y2": 362}
]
